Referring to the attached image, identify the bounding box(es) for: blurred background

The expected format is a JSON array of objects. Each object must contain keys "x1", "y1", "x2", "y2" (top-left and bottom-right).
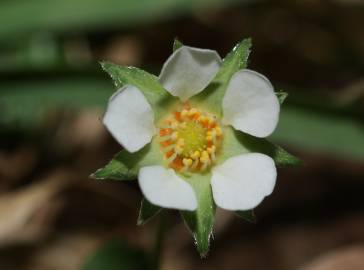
[{"x1": 1, "y1": 0, "x2": 364, "y2": 269}]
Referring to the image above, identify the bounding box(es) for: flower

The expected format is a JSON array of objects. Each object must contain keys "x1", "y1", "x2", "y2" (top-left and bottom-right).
[
  {"x1": 102, "y1": 43, "x2": 279, "y2": 212},
  {"x1": 93, "y1": 39, "x2": 298, "y2": 255}
]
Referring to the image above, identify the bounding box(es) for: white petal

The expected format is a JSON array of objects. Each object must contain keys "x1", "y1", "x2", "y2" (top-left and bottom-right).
[
  {"x1": 211, "y1": 153, "x2": 276, "y2": 211},
  {"x1": 103, "y1": 85, "x2": 155, "y2": 153},
  {"x1": 138, "y1": 166, "x2": 197, "y2": 211},
  {"x1": 222, "y1": 69, "x2": 280, "y2": 138},
  {"x1": 159, "y1": 46, "x2": 222, "y2": 101}
]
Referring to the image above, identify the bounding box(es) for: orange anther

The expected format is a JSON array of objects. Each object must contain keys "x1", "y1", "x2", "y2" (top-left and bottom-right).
[
  {"x1": 191, "y1": 112, "x2": 200, "y2": 120},
  {"x1": 170, "y1": 157, "x2": 183, "y2": 171},
  {"x1": 161, "y1": 140, "x2": 172, "y2": 147},
  {"x1": 201, "y1": 120, "x2": 209, "y2": 128},
  {"x1": 165, "y1": 149, "x2": 174, "y2": 158},
  {"x1": 174, "y1": 111, "x2": 181, "y2": 121},
  {"x1": 159, "y1": 128, "x2": 172, "y2": 136}
]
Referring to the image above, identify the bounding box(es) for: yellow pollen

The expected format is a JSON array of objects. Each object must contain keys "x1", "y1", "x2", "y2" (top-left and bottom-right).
[
  {"x1": 183, "y1": 158, "x2": 193, "y2": 166},
  {"x1": 177, "y1": 138, "x2": 185, "y2": 146},
  {"x1": 175, "y1": 145, "x2": 183, "y2": 154},
  {"x1": 171, "y1": 131, "x2": 178, "y2": 140},
  {"x1": 191, "y1": 151, "x2": 201, "y2": 159},
  {"x1": 207, "y1": 145, "x2": 216, "y2": 154},
  {"x1": 200, "y1": 151, "x2": 210, "y2": 163},
  {"x1": 215, "y1": 126, "x2": 222, "y2": 136},
  {"x1": 158, "y1": 106, "x2": 223, "y2": 172}
]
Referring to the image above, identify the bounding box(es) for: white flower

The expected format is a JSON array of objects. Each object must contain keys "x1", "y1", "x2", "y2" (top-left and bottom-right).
[{"x1": 102, "y1": 45, "x2": 280, "y2": 212}]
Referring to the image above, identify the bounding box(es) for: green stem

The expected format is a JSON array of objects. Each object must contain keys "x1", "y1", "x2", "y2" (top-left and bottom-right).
[{"x1": 151, "y1": 212, "x2": 166, "y2": 270}]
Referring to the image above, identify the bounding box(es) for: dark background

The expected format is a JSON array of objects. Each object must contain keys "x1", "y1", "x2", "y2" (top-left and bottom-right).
[{"x1": 0, "y1": 0, "x2": 364, "y2": 269}]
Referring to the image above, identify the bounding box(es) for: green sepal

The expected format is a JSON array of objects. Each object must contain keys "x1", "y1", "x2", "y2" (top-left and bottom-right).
[
  {"x1": 91, "y1": 138, "x2": 164, "y2": 181},
  {"x1": 90, "y1": 154, "x2": 136, "y2": 181},
  {"x1": 191, "y1": 38, "x2": 252, "y2": 116},
  {"x1": 276, "y1": 91, "x2": 288, "y2": 105},
  {"x1": 137, "y1": 198, "x2": 162, "y2": 226},
  {"x1": 235, "y1": 210, "x2": 256, "y2": 223},
  {"x1": 269, "y1": 144, "x2": 301, "y2": 167},
  {"x1": 218, "y1": 127, "x2": 301, "y2": 167},
  {"x1": 180, "y1": 173, "x2": 215, "y2": 257},
  {"x1": 173, "y1": 38, "x2": 183, "y2": 52},
  {"x1": 100, "y1": 61, "x2": 176, "y2": 121}
]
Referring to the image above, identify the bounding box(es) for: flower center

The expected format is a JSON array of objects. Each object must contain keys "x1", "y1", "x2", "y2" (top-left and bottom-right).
[{"x1": 158, "y1": 105, "x2": 222, "y2": 172}]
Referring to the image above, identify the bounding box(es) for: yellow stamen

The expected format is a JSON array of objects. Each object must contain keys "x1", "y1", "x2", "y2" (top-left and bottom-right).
[
  {"x1": 183, "y1": 158, "x2": 193, "y2": 166},
  {"x1": 191, "y1": 150, "x2": 201, "y2": 159},
  {"x1": 215, "y1": 126, "x2": 222, "y2": 136},
  {"x1": 207, "y1": 145, "x2": 216, "y2": 154}
]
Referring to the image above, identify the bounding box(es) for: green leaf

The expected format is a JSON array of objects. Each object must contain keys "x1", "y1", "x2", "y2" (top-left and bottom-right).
[
  {"x1": 137, "y1": 198, "x2": 162, "y2": 226},
  {"x1": 180, "y1": 173, "x2": 215, "y2": 257},
  {"x1": 91, "y1": 138, "x2": 164, "y2": 180},
  {"x1": 191, "y1": 38, "x2": 252, "y2": 116},
  {"x1": 235, "y1": 210, "x2": 256, "y2": 223},
  {"x1": 0, "y1": 0, "x2": 245, "y2": 42},
  {"x1": 101, "y1": 61, "x2": 176, "y2": 121},
  {"x1": 82, "y1": 238, "x2": 149, "y2": 270},
  {"x1": 276, "y1": 91, "x2": 288, "y2": 105},
  {"x1": 271, "y1": 103, "x2": 364, "y2": 160},
  {"x1": 173, "y1": 38, "x2": 183, "y2": 52},
  {"x1": 0, "y1": 78, "x2": 112, "y2": 129},
  {"x1": 218, "y1": 127, "x2": 301, "y2": 167}
]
